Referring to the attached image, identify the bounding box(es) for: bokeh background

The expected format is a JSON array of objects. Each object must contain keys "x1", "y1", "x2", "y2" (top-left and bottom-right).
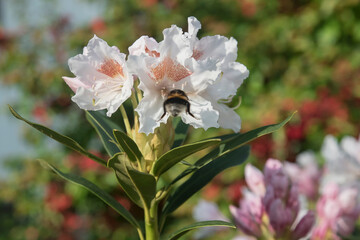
[{"x1": 1, "y1": 0, "x2": 359, "y2": 239}]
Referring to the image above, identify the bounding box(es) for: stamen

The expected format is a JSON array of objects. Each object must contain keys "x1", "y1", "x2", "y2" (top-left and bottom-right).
[{"x1": 231, "y1": 96, "x2": 242, "y2": 110}]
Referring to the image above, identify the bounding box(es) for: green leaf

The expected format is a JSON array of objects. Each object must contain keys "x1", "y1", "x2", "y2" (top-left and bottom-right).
[
  {"x1": 39, "y1": 160, "x2": 141, "y2": 232},
  {"x1": 9, "y1": 105, "x2": 106, "y2": 166},
  {"x1": 167, "y1": 220, "x2": 235, "y2": 240},
  {"x1": 113, "y1": 130, "x2": 143, "y2": 163},
  {"x1": 152, "y1": 138, "x2": 221, "y2": 177},
  {"x1": 171, "y1": 117, "x2": 189, "y2": 148},
  {"x1": 163, "y1": 145, "x2": 250, "y2": 215},
  {"x1": 221, "y1": 112, "x2": 295, "y2": 151},
  {"x1": 172, "y1": 113, "x2": 295, "y2": 183},
  {"x1": 86, "y1": 111, "x2": 122, "y2": 156},
  {"x1": 126, "y1": 164, "x2": 157, "y2": 209},
  {"x1": 108, "y1": 154, "x2": 156, "y2": 209},
  {"x1": 108, "y1": 154, "x2": 143, "y2": 207}
]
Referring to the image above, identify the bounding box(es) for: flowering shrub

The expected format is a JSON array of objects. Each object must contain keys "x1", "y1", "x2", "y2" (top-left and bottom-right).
[
  {"x1": 2, "y1": 0, "x2": 360, "y2": 239},
  {"x1": 8, "y1": 16, "x2": 297, "y2": 240}
]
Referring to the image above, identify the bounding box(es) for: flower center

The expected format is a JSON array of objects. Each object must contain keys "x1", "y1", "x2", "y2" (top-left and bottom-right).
[
  {"x1": 97, "y1": 59, "x2": 124, "y2": 78},
  {"x1": 150, "y1": 57, "x2": 192, "y2": 83}
]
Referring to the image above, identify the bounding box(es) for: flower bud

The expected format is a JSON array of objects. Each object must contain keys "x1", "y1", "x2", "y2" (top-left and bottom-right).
[
  {"x1": 291, "y1": 211, "x2": 315, "y2": 240},
  {"x1": 245, "y1": 164, "x2": 265, "y2": 197}
]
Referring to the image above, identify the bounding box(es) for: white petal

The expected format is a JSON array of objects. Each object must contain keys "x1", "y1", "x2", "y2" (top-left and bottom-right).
[
  {"x1": 208, "y1": 61, "x2": 249, "y2": 100},
  {"x1": 68, "y1": 53, "x2": 106, "y2": 86},
  {"x1": 160, "y1": 25, "x2": 192, "y2": 65},
  {"x1": 85, "y1": 35, "x2": 126, "y2": 65},
  {"x1": 135, "y1": 91, "x2": 169, "y2": 135},
  {"x1": 187, "y1": 16, "x2": 201, "y2": 39},
  {"x1": 127, "y1": 55, "x2": 159, "y2": 92},
  {"x1": 106, "y1": 76, "x2": 133, "y2": 117},
  {"x1": 211, "y1": 101, "x2": 241, "y2": 132},
  {"x1": 195, "y1": 36, "x2": 238, "y2": 63},
  {"x1": 128, "y1": 36, "x2": 159, "y2": 56},
  {"x1": 181, "y1": 94, "x2": 219, "y2": 130},
  {"x1": 62, "y1": 77, "x2": 89, "y2": 92},
  {"x1": 72, "y1": 87, "x2": 104, "y2": 111},
  {"x1": 182, "y1": 57, "x2": 221, "y2": 94}
]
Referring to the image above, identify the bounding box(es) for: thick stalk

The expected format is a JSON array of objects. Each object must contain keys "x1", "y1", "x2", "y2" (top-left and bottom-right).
[{"x1": 144, "y1": 203, "x2": 159, "y2": 240}]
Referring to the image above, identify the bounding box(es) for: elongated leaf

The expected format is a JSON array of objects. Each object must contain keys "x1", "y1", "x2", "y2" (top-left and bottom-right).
[
  {"x1": 108, "y1": 154, "x2": 156, "y2": 209},
  {"x1": 125, "y1": 164, "x2": 156, "y2": 209},
  {"x1": 222, "y1": 112, "x2": 295, "y2": 151},
  {"x1": 171, "y1": 113, "x2": 295, "y2": 184},
  {"x1": 167, "y1": 220, "x2": 235, "y2": 240},
  {"x1": 86, "y1": 111, "x2": 121, "y2": 156},
  {"x1": 40, "y1": 160, "x2": 141, "y2": 232},
  {"x1": 113, "y1": 130, "x2": 143, "y2": 163},
  {"x1": 152, "y1": 138, "x2": 221, "y2": 177},
  {"x1": 9, "y1": 106, "x2": 106, "y2": 166},
  {"x1": 172, "y1": 117, "x2": 189, "y2": 148},
  {"x1": 108, "y1": 153, "x2": 143, "y2": 207},
  {"x1": 163, "y1": 145, "x2": 250, "y2": 215}
]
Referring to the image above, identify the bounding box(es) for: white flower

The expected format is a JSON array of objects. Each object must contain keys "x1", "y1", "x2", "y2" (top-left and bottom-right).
[
  {"x1": 128, "y1": 17, "x2": 249, "y2": 134},
  {"x1": 128, "y1": 25, "x2": 221, "y2": 134},
  {"x1": 185, "y1": 17, "x2": 249, "y2": 132},
  {"x1": 62, "y1": 35, "x2": 133, "y2": 117},
  {"x1": 321, "y1": 135, "x2": 360, "y2": 190}
]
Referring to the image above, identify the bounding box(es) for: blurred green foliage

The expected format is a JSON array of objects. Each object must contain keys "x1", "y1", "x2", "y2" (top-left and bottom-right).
[{"x1": 1, "y1": 0, "x2": 360, "y2": 239}]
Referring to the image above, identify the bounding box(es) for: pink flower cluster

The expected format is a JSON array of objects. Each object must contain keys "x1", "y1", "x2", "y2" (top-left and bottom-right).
[
  {"x1": 230, "y1": 159, "x2": 315, "y2": 239},
  {"x1": 312, "y1": 183, "x2": 360, "y2": 240}
]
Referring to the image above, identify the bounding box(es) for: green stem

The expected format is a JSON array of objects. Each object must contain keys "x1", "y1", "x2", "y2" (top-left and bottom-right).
[
  {"x1": 137, "y1": 228, "x2": 145, "y2": 240},
  {"x1": 119, "y1": 105, "x2": 132, "y2": 134},
  {"x1": 131, "y1": 89, "x2": 139, "y2": 110},
  {"x1": 144, "y1": 203, "x2": 159, "y2": 240}
]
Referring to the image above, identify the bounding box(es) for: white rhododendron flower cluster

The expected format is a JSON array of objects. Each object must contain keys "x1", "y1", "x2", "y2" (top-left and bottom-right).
[{"x1": 63, "y1": 17, "x2": 249, "y2": 134}]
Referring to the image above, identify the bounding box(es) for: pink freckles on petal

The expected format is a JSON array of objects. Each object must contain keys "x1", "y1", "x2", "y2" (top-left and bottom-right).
[
  {"x1": 97, "y1": 58, "x2": 124, "y2": 78},
  {"x1": 145, "y1": 46, "x2": 160, "y2": 57},
  {"x1": 150, "y1": 57, "x2": 192, "y2": 82},
  {"x1": 192, "y1": 49, "x2": 203, "y2": 60}
]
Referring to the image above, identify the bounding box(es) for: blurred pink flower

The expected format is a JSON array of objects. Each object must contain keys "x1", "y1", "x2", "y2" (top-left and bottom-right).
[
  {"x1": 321, "y1": 135, "x2": 360, "y2": 190},
  {"x1": 245, "y1": 164, "x2": 265, "y2": 197},
  {"x1": 284, "y1": 151, "x2": 321, "y2": 200},
  {"x1": 230, "y1": 159, "x2": 315, "y2": 239},
  {"x1": 230, "y1": 190, "x2": 263, "y2": 237},
  {"x1": 311, "y1": 183, "x2": 360, "y2": 240}
]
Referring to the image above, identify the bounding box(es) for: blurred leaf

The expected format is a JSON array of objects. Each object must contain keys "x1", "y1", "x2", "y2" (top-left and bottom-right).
[
  {"x1": 86, "y1": 111, "x2": 121, "y2": 157},
  {"x1": 39, "y1": 160, "x2": 141, "y2": 232},
  {"x1": 163, "y1": 145, "x2": 250, "y2": 215},
  {"x1": 108, "y1": 154, "x2": 156, "y2": 209},
  {"x1": 172, "y1": 117, "x2": 189, "y2": 148},
  {"x1": 9, "y1": 105, "x2": 107, "y2": 166},
  {"x1": 167, "y1": 220, "x2": 236, "y2": 240},
  {"x1": 113, "y1": 130, "x2": 143, "y2": 163},
  {"x1": 152, "y1": 138, "x2": 221, "y2": 177}
]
